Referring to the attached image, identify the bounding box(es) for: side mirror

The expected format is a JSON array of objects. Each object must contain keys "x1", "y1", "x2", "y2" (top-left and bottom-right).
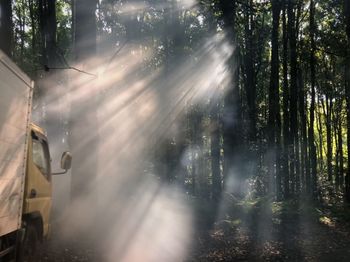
[
  {"x1": 61, "y1": 151, "x2": 72, "y2": 171},
  {"x1": 53, "y1": 151, "x2": 72, "y2": 175}
]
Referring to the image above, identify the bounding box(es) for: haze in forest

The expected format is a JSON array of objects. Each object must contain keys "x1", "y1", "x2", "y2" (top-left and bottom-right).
[
  {"x1": 27, "y1": 1, "x2": 234, "y2": 261},
  {"x1": 2, "y1": 0, "x2": 350, "y2": 261}
]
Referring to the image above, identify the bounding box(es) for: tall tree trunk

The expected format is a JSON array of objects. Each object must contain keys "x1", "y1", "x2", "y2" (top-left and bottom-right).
[
  {"x1": 19, "y1": 2, "x2": 25, "y2": 62},
  {"x1": 333, "y1": 106, "x2": 339, "y2": 190},
  {"x1": 282, "y1": 1, "x2": 290, "y2": 198},
  {"x1": 268, "y1": 0, "x2": 281, "y2": 197},
  {"x1": 28, "y1": 0, "x2": 36, "y2": 54},
  {"x1": 71, "y1": 0, "x2": 98, "y2": 200},
  {"x1": 338, "y1": 114, "x2": 344, "y2": 190},
  {"x1": 74, "y1": 0, "x2": 97, "y2": 62},
  {"x1": 208, "y1": 10, "x2": 222, "y2": 201},
  {"x1": 244, "y1": 0, "x2": 257, "y2": 142},
  {"x1": 218, "y1": 0, "x2": 244, "y2": 197},
  {"x1": 344, "y1": 0, "x2": 350, "y2": 203},
  {"x1": 38, "y1": 0, "x2": 57, "y2": 67},
  {"x1": 288, "y1": 0, "x2": 298, "y2": 196},
  {"x1": 0, "y1": 0, "x2": 13, "y2": 56},
  {"x1": 210, "y1": 100, "x2": 221, "y2": 201},
  {"x1": 37, "y1": 0, "x2": 64, "y2": 188},
  {"x1": 298, "y1": 69, "x2": 308, "y2": 193},
  {"x1": 334, "y1": 106, "x2": 342, "y2": 190},
  {"x1": 309, "y1": 0, "x2": 317, "y2": 195},
  {"x1": 325, "y1": 94, "x2": 333, "y2": 183},
  {"x1": 316, "y1": 94, "x2": 324, "y2": 171}
]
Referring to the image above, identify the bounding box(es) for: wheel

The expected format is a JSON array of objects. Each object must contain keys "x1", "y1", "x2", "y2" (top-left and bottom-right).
[{"x1": 17, "y1": 223, "x2": 39, "y2": 262}]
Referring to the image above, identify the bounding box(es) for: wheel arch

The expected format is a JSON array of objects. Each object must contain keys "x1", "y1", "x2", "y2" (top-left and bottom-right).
[{"x1": 22, "y1": 212, "x2": 44, "y2": 242}]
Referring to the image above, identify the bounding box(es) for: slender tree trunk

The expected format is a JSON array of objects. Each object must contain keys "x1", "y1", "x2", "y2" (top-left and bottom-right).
[
  {"x1": 339, "y1": 114, "x2": 344, "y2": 189},
  {"x1": 288, "y1": 0, "x2": 298, "y2": 196},
  {"x1": 282, "y1": 1, "x2": 290, "y2": 198},
  {"x1": 244, "y1": 1, "x2": 257, "y2": 142},
  {"x1": 268, "y1": 0, "x2": 281, "y2": 198},
  {"x1": 210, "y1": 100, "x2": 222, "y2": 201},
  {"x1": 28, "y1": 0, "x2": 36, "y2": 53},
  {"x1": 219, "y1": 0, "x2": 244, "y2": 197},
  {"x1": 316, "y1": 94, "x2": 324, "y2": 171},
  {"x1": 39, "y1": 0, "x2": 57, "y2": 67},
  {"x1": 194, "y1": 110, "x2": 206, "y2": 198},
  {"x1": 298, "y1": 69, "x2": 308, "y2": 193},
  {"x1": 207, "y1": 9, "x2": 222, "y2": 200},
  {"x1": 326, "y1": 94, "x2": 333, "y2": 183},
  {"x1": 18, "y1": 2, "x2": 25, "y2": 61},
  {"x1": 309, "y1": 0, "x2": 317, "y2": 195},
  {"x1": 0, "y1": 0, "x2": 13, "y2": 57},
  {"x1": 293, "y1": 0, "x2": 304, "y2": 195},
  {"x1": 344, "y1": 0, "x2": 350, "y2": 203},
  {"x1": 71, "y1": 0, "x2": 98, "y2": 200},
  {"x1": 333, "y1": 107, "x2": 339, "y2": 189}
]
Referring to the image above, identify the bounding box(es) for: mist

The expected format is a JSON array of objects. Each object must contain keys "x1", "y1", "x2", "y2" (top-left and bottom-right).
[
  {"x1": 2, "y1": 0, "x2": 350, "y2": 261},
  {"x1": 31, "y1": 1, "x2": 234, "y2": 260}
]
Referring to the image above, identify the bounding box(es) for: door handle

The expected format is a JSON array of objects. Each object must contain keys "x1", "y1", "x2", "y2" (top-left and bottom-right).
[{"x1": 30, "y1": 189, "x2": 37, "y2": 198}]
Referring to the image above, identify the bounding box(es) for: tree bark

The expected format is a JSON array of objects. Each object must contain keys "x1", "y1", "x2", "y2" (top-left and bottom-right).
[
  {"x1": 298, "y1": 69, "x2": 308, "y2": 193},
  {"x1": 282, "y1": 1, "x2": 290, "y2": 198},
  {"x1": 244, "y1": 0, "x2": 257, "y2": 142},
  {"x1": 339, "y1": 114, "x2": 344, "y2": 189},
  {"x1": 268, "y1": 0, "x2": 282, "y2": 197},
  {"x1": 38, "y1": 0, "x2": 57, "y2": 67},
  {"x1": 218, "y1": 0, "x2": 244, "y2": 197},
  {"x1": 71, "y1": 0, "x2": 98, "y2": 200},
  {"x1": 210, "y1": 100, "x2": 222, "y2": 201},
  {"x1": 0, "y1": 0, "x2": 13, "y2": 57},
  {"x1": 28, "y1": 0, "x2": 36, "y2": 53},
  {"x1": 309, "y1": 0, "x2": 317, "y2": 195},
  {"x1": 344, "y1": 0, "x2": 350, "y2": 203},
  {"x1": 325, "y1": 94, "x2": 333, "y2": 183},
  {"x1": 288, "y1": 0, "x2": 298, "y2": 195}
]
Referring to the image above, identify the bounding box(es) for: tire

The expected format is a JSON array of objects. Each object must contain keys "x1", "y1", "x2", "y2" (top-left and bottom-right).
[{"x1": 17, "y1": 223, "x2": 39, "y2": 262}]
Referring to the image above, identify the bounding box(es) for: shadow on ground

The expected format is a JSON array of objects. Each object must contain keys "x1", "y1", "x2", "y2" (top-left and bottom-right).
[
  {"x1": 187, "y1": 196, "x2": 350, "y2": 262},
  {"x1": 37, "y1": 196, "x2": 350, "y2": 261}
]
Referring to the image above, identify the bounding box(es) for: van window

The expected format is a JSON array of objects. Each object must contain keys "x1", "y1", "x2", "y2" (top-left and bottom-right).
[{"x1": 32, "y1": 138, "x2": 50, "y2": 180}]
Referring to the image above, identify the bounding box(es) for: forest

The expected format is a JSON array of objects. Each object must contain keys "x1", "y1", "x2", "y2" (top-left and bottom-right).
[{"x1": 1, "y1": 0, "x2": 350, "y2": 261}]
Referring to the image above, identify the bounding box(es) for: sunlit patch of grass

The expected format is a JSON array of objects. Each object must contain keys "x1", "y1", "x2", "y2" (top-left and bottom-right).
[
  {"x1": 269, "y1": 199, "x2": 321, "y2": 220},
  {"x1": 231, "y1": 218, "x2": 242, "y2": 226},
  {"x1": 236, "y1": 196, "x2": 273, "y2": 213},
  {"x1": 214, "y1": 219, "x2": 242, "y2": 233},
  {"x1": 272, "y1": 217, "x2": 282, "y2": 225},
  {"x1": 319, "y1": 216, "x2": 335, "y2": 227},
  {"x1": 271, "y1": 202, "x2": 283, "y2": 215},
  {"x1": 236, "y1": 199, "x2": 259, "y2": 213}
]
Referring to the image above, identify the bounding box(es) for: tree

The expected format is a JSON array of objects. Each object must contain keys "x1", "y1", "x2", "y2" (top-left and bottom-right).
[
  {"x1": 243, "y1": 0, "x2": 257, "y2": 142},
  {"x1": 38, "y1": 0, "x2": 57, "y2": 67},
  {"x1": 217, "y1": 0, "x2": 244, "y2": 196},
  {"x1": 70, "y1": 0, "x2": 98, "y2": 200},
  {"x1": 344, "y1": 0, "x2": 350, "y2": 202},
  {"x1": 309, "y1": 0, "x2": 317, "y2": 195},
  {"x1": 287, "y1": 0, "x2": 299, "y2": 195},
  {"x1": 268, "y1": 0, "x2": 282, "y2": 197},
  {"x1": 0, "y1": 0, "x2": 13, "y2": 56},
  {"x1": 282, "y1": 0, "x2": 290, "y2": 198}
]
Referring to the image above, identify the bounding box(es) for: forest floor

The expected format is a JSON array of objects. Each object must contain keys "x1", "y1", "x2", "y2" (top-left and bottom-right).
[
  {"x1": 37, "y1": 196, "x2": 350, "y2": 262},
  {"x1": 186, "y1": 196, "x2": 350, "y2": 262}
]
